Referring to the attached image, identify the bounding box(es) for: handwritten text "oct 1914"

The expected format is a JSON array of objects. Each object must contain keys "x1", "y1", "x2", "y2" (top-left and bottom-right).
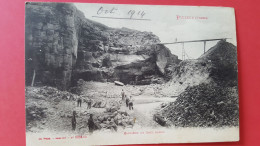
[{"x1": 96, "y1": 6, "x2": 146, "y2": 19}]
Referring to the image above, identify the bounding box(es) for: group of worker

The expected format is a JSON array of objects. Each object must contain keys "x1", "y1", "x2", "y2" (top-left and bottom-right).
[
  {"x1": 121, "y1": 89, "x2": 134, "y2": 110},
  {"x1": 71, "y1": 97, "x2": 94, "y2": 133},
  {"x1": 71, "y1": 111, "x2": 95, "y2": 133},
  {"x1": 77, "y1": 97, "x2": 92, "y2": 109},
  {"x1": 72, "y1": 89, "x2": 134, "y2": 133}
]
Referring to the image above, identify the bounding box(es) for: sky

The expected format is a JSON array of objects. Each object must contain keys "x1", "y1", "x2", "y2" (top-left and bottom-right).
[{"x1": 74, "y1": 3, "x2": 237, "y2": 60}]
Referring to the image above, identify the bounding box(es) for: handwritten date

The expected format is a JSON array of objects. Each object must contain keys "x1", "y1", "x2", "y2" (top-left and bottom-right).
[{"x1": 96, "y1": 6, "x2": 146, "y2": 19}]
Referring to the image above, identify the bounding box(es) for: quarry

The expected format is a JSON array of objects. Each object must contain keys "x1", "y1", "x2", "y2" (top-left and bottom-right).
[{"x1": 25, "y1": 3, "x2": 239, "y2": 135}]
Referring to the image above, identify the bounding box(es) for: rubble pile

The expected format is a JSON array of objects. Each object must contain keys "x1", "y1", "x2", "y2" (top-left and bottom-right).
[
  {"x1": 105, "y1": 100, "x2": 121, "y2": 112},
  {"x1": 26, "y1": 105, "x2": 47, "y2": 126},
  {"x1": 161, "y1": 41, "x2": 238, "y2": 97},
  {"x1": 161, "y1": 83, "x2": 239, "y2": 127},
  {"x1": 26, "y1": 84, "x2": 136, "y2": 133},
  {"x1": 95, "y1": 110, "x2": 135, "y2": 131},
  {"x1": 83, "y1": 99, "x2": 134, "y2": 131},
  {"x1": 161, "y1": 59, "x2": 212, "y2": 97},
  {"x1": 26, "y1": 86, "x2": 78, "y2": 101},
  {"x1": 91, "y1": 100, "x2": 107, "y2": 108},
  {"x1": 58, "y1": 103, "x2": 134, "y2": 132},
  {"x1": 26, "y1": 86, "x2": 78, "y2": 131},
  {"x1": 84, "y1": 98, "x2": 122, "y2": 108}
]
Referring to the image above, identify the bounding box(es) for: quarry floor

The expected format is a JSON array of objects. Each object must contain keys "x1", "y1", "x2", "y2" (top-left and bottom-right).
[
  {"x1": 26, "y1": 81, "x2": 239, "y2": 144},
  {"x1": 26, "y1": 81, "x2": 176, "y2": 135}
]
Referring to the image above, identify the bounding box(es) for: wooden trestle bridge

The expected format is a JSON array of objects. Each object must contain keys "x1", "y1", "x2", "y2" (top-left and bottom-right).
[{"x1": 158, "y1": 38, "x2": 231, "y2": 60}]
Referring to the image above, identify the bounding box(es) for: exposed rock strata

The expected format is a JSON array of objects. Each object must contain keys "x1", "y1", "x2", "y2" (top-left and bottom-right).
[{"x1": 25, "y1": 3, "x2": 180, "y2": 89}]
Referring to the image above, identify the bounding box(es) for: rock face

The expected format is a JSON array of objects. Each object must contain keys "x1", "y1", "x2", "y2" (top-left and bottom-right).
[
  {"x1": 25, "y1": 3, "x2": 82, "y2": 90},
  {"x1": 25, "y1": 3, "x2": 180, "y2": 90}
]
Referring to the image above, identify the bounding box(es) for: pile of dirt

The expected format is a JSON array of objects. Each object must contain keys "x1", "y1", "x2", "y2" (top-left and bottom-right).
[
  {"x1": 91, "y1": 100, "x2": 107, "y2": 108},
  {"x1": 160, "y1": 40, "x2": 238, "y2": 97},
  {"x1": 88, "y1": 98, "x2": 121, "y2": 109},
  {"x1": 200, "y1": 40, "x2": 238, "y2": 86},
  {"x1": 26, "y1": 106, "x2": 47, "y2": 128},
  {"x1": 93, "y1": 99, "x2": 135, "y2": 131},
  {"x1": 161, "y1": 59, "x2": 212, "y2": 96},
  {"x1": 69, "y1": 101, "x2": 134, "y2": 132},
  {"x1": 58, "y1": 106, "x2": 134, "y2": 133},
  {"x1": 95, "y1": 110, "x2": 135, "y2": 131},
  {"x1": 160, "y1": 83, "x2": 239, "y2": 127},
  {"x1": 155, "y1": 41, "x2": 239, "y2": 127},
  {"x1": 25, "y1": 86, "x2": 79, "y2": 131}
]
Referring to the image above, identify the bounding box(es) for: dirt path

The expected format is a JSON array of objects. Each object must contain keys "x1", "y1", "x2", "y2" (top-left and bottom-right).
[
  {"x1": 120, "y1": 96, "x2": 176, "y2": 128},
  {"x1": 80, "y1": 82, "x2": 177, "y2": 129}
]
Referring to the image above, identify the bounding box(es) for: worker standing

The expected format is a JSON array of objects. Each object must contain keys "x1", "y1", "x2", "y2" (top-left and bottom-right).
[
  {"x1": 129, "y1": 96, "x2": 134, "y2": 110},
  {"x1": 87, "y1": 98, "x2": 92, "y2": 109},
  {"x1": 125, "y1": 95, "x2": 130, "y2": 107},
  {"x1": 77, "y1": 96, "x2": 82, "y2": 107},
  {"x1": 121, "y1": 89, "x2": 125, "y2": 101},
  {"x1": 72, "y1": 111, "x2": 76, "y2": 131},
  {"x1": 88, "y1": 114, "x2": 95, "y2": 134}
]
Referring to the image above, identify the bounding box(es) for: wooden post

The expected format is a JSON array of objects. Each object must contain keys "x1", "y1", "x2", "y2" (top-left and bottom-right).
[
  {"x1": 31, "y1": 69, "x2": 36, "y2": 87},
  {"x1": 182, "y1": 43, "x2": 185, "y2": 60},
  {"x1": 203, "y1": 41, "x2": 206, "y2": 54}
]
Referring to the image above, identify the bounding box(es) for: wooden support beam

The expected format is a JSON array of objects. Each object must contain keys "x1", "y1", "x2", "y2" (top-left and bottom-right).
[
  {"x1": 31, "y1": 69, "x2": 36, "y2": 87},
  {"x1": 204, "y1": 41, "x2": 206, "y2": 54},
  {"x1": 182, "y1": 43, "x2": 185, "y2": 60}
]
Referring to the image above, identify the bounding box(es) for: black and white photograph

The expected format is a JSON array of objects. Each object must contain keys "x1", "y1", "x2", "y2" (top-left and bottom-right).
[{"x1": 25, "y1": 2, "x2": 239, "y2": 145}]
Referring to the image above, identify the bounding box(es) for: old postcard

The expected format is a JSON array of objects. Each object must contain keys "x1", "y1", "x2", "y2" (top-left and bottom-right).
[{"x1": 25, "y1": 2, "x2": 239, "y2": 146}]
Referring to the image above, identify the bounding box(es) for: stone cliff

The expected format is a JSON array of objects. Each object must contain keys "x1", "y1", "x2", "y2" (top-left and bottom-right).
[
  {"x1": 25, "y1": 3, "x2": 180, "y2": 90},
  {"x1": 25, "y1": 3, "x2": 82, "y2": 90}
]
